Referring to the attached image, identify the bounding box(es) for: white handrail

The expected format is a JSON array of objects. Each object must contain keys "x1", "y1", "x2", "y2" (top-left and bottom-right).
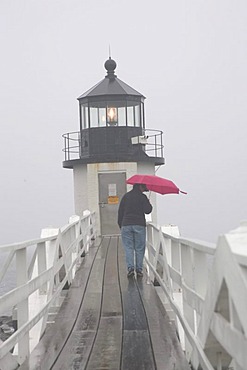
[
  {"x1": 145, "y1": 221, "x2": 247, "y2": 370},
  {"x1": 0, "y1": 211, "x2": 96, "y2": 369}
]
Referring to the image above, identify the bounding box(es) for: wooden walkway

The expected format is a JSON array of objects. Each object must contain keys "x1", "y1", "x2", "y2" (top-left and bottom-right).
[{"x1": 20, "y1": 236, "x2": 190, "y2": 370}]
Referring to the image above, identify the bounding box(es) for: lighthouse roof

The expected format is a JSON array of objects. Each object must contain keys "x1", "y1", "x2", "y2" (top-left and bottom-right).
[{"x1": 78, "y1": 58, "x2": 145, "y2": 100}]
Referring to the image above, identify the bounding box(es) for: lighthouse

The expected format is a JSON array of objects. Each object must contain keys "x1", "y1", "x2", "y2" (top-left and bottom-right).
[{"x1": 62, "y1": 58, "x2": 165, "y2": 236}]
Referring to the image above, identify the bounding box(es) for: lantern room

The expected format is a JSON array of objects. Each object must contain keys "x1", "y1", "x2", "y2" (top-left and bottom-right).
[
  {"x1": 78, "y1": 58, "x2": 145, "y2": 130},
  {"x1": 62, "y1": 57, "x2": 164, "y2": 168}
]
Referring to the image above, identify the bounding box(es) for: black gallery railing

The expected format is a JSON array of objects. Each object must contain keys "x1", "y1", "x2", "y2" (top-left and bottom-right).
[{"x1": 62, "y1": 128, "x2": 164, "y2": 162}]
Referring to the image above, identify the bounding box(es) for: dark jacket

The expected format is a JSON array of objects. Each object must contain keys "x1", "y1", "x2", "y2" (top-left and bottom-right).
[{"x1": 118, "y1": 186, "x2": 152, "y2": 228}]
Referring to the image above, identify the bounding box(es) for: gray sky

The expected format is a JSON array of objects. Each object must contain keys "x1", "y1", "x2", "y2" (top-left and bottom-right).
[{"x1": 0, "y1": 0, "x2": 246, "y2": 244}]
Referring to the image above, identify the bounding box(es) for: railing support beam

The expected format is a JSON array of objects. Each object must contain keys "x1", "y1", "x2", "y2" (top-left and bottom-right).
[{"x1": 16, "y1": 248, "x2": 29, "y2": 364}]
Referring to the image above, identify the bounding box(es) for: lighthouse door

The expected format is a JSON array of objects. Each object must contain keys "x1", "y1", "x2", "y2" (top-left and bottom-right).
[{"x1": 98, "y1": 172, "x2": 126, "y2": 236}]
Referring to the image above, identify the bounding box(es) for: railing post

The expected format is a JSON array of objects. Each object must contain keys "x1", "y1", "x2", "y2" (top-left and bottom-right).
[
  {"x1": 37, "y1": 241, "x2": 47, "y2": 294},
  {"x1": 154, "y1": 134, "x2": 157, "y2": 157},
  {"x1": 162, "y1": 226, "x2": 182, "y2": 334},
  {"x1": 145, "y1": 224, "x2": 154, "y2": 283},
  {"x1": 193, "y1": 249, "x2": 208, "y2": 326},
  {"x1": 64, "y1": 134, "x2": 68, "y2": 161},
  {"x1": 160, "y1": 132, "x2": 163, "y2": 157},
  {"x1": 171, "y1": 239, "x2": 181, "y2": 292},
  {"x1": 153, "y1": 227, "x2": 162, "y2": 277},
  {"x1": 40, "y1": 227, "x2": 59, "y2": 306},
  {"x1": 90, "y1": 212, "x2": 96, "y2": 240},
  {"x1": 83, "y1": 210, "x2": 91, "y2": 253},
  {"x1": 69, "y1": 215, "x2": 81, "y2": 274},
  {"x1": 16, "y1": 247, "x2": 29, "y2": 364},
  {"x1": 68, "y1": 133, "x2": 70, "y2": 160},
  {"x1": 161, "y1": 225, "x2": 180, "y2": 266},
  {"x1": 181, "y1": 243, "x2": 195, "y2": 360}
]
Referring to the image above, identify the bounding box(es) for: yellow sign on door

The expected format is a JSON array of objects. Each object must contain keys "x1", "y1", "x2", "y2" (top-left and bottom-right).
[{"x1": 108, "y1": 196, "x2": 119, "y2": 204}]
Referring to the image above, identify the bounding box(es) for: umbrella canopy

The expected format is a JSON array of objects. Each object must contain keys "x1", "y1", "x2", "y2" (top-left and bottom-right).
[{"x1": 126, "y1": 174, "x2": 187, "y2": 195}]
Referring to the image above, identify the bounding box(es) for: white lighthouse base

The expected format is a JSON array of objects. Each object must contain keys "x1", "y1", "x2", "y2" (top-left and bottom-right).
[{"x1": 72, "y1": 161, "x2": 157, "y2": 236}]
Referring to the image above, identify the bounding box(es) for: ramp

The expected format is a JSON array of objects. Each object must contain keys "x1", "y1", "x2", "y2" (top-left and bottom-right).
[{"x1": 20, "y1": 236, "x2": 190, "y2": 370}]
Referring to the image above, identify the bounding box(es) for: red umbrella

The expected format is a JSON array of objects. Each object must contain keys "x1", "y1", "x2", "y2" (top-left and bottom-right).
[{"x1": 126, "y1": 174, "x2": 187, "y2": 195}]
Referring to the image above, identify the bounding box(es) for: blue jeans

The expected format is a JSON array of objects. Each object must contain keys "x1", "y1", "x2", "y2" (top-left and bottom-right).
[{"x1": 121, "y1": 225, "x2": 146, "y2": 271}]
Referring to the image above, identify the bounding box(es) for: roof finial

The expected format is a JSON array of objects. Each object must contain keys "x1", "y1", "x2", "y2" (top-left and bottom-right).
[{"x1": 104, "y1": 51, "x2": 117, "y2": 79}]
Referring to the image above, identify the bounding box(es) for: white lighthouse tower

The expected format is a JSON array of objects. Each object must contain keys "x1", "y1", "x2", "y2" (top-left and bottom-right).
[{"x1": 62, "y1": 58, "x2": 164, "y2": 236}]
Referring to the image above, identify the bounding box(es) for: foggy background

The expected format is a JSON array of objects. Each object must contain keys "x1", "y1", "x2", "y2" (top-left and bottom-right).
[{"x1": 0, "y1": 0, "x2": 246, "y2": 244}]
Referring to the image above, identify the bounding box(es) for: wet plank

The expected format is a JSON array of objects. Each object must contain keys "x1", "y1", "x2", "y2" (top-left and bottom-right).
[
  {"x1": 118, "y1": 245, "x2": 147, "y2": 330},
  {"x1": 121, "y1": 330, "x2": 156, "y2": 370},
  {"x1": 136, "y1": 277, "x2": 191, "y2": 370},
  {"x1": 52, "y1": 238, "x2": 109, "y2": 370},
  {"x1": 101, "y1": 237, "x2": 122, "y2": 318},
  {"x1": 86, "y1": 316, "x2": 122, "y2": 370},
  {"x1": 118, "y1": 240, "x2": 156, "y2": 370},
  {"x1": 52, "y1": 331, "x2": 95, "y2": 370},
  {"x1": 86, "y1": 237, "x2": 122, "y2": 369}
]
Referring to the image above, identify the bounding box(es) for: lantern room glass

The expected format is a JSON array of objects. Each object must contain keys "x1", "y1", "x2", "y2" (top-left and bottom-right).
[
  {"x1": 79, "y1": 99, "x2": 144, "y2": 128},
  {"x1": 80, "y1": 104, "x2": 89, "y2": 129}
]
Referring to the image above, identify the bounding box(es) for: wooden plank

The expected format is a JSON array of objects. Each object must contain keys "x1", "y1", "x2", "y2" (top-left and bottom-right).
[
  {"x1": 121, "y1": 278, "x2": 148, "y2": 331},
  {"x1": 118, "y1": 238, "x2": 156, "y2": 369},
  {"x1": 136, "y1": 275, "x2": 191, "y2": 370},
  {"x1": 118, "y1": 241, "x2": 148, "y2": 330},
  {"x1": 52, "y1": 238, "x2": 108, "y2": 370},
  {"x1": 121, "y1": 330, "x2": 156, "y2": 370},
  {"x1": 101, "y1": 237, "x2": 122, "y2": 318},
  {"x1": 51, "y1": 331, "x2": 95, "y2": 370},
  {"x1": 86, "y1": 237, "x2": 122, "y2": 369},
  {"x1": 86, "y1": 316, "x2": 122, "y2": 370}
]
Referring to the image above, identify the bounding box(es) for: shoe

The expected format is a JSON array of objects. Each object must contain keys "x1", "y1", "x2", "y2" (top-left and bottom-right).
[
  {"x1": 127, "y1": 268, "x2": 134, "y2": 278},
  {"x1": 136, "y1": 270, "x2": 143, "y2": 278}
]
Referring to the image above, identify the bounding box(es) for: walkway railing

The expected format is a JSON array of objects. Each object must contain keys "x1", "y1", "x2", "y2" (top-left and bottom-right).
[
  {"x1": 0, "y1": 211, "x2": 96, "y2": 369},
  {"x1": 145, "y1": 221, "x2": 247, "y2": 370}
]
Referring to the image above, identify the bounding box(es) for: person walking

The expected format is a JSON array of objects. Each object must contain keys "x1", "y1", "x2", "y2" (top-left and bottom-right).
[{"x1": 118, "y1": 183, "x2": 152, "y2": 278}]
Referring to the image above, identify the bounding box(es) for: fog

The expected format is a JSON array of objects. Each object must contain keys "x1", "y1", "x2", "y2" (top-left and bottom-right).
[{"x1": 0, "y1": 0, "x2": 246, "y2": 244}]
